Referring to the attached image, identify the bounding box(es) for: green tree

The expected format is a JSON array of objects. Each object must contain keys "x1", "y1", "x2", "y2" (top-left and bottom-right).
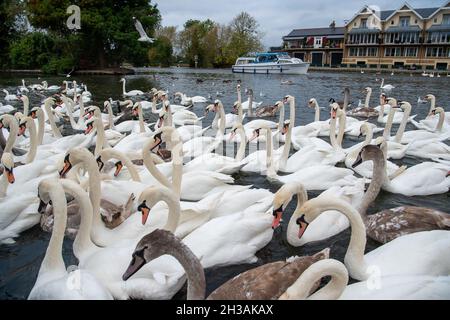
[
  {"x1": 0, "y1": 0, "x2": 27, "y2": 68},
  {"x1": 227, "y1": 12, "x2": 263, "y2": 60},
  {"x1": 26, "y1": 0, "x2": 161, "y2": 68},
  {"x1": 148, "y1": 36, "x2": 173, "y2": 67},
  {"x1": 178, "y1": 19, "x2": 216, "y2": 67}
]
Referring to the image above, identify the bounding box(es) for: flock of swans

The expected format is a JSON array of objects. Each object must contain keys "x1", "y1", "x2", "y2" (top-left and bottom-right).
[{"x1": 0, "y1": 76, "x2": 449, "y2": 300}]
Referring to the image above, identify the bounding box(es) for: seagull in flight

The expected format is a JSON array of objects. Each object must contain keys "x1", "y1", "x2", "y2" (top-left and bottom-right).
[{"x1": 133, "y1": 17, "x2": 155, "y2": 43}]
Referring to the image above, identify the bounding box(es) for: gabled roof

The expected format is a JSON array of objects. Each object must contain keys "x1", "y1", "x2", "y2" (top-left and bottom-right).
[
  {"x1": 283, "y1": 27, "x2": 345, "y2": 39},
  {"x1": 346, "y1": 5, "x2": 381, "y2": 27},
  {"x1": 384, "y1": 2, "x2": 425, "y2": 21}
]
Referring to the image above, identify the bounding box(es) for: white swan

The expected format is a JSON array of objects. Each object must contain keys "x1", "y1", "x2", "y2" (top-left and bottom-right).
[
  {"x1": 174, "y1": 92, "x2": 207, "y2": 106},
  {"x1": 0, "y1": 102, "x2": 14, "y2": 114},
  {"x1": 296, "y1": 196, "x2": 450, "y2": 281},
  {"x1": 120, "y1": 78, "x2": 144, "y2": 96},
  {"x1": 28, "y1": 178, "x2": 112, "y2": 300},
  {"x1": 379, "y1": 78, "x2": 395, "y2": 92},
  {"x1": 2, "y1": 89, "x2": 18, "y2": 101}
]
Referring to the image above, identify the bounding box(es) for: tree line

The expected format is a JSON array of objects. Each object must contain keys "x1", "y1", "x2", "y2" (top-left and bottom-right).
[{"x1": 0, "y1": 1, "x2": 263, "y2": 73}]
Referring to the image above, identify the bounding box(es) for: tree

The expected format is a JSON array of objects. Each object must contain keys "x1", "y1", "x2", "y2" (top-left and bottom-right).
[
  {"x1": 148, "y1": 36, "x2": 173, "y2": 67},
  {"x1": 26, "y1": 0, "x2": 161, "y2": 68},
  {"x1": 178, "y1": 19, "x2": 216, "y2": 67},
  {"x1": 227, "y1": 12, "x2": 263, "y2": 59},
  {"x1": 0, "y1": 0, "x2": 27, "y2": 68}
]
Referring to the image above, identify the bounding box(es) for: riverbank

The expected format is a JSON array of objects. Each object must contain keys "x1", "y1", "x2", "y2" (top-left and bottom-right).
[{"x1": 2, "y1": 66, "x2": 450, "y2": 76}]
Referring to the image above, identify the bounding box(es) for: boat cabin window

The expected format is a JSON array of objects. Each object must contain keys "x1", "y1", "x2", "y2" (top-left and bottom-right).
[{"x1": 256, "y1": 55, "x2": 278, "y2": 63}]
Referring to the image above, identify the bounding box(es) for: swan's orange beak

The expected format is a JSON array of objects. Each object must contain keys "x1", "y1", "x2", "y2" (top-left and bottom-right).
[
  {"x1": 249, "y1": 129, "x2": 260, "y2": 142},
  {"x1": 331, "y1": 109, "x2": 337, "y2": 119},
  {"x1": 18, "y1": 124, "x2": 26, "y2": 136},
  {"x1": 114, "y1": 161, "x2": 123, "y2": 177},
  {"x1": 59, "y1": 156, "x2": 72, "y2": 178},
  {"x1": 132, "y1": 108, "x2": 138, "y2": 116},
  {"x1": 281, "y1": 124, "x2": 289, "y2": 135},
  {"x1": 229, "y1": 130, "x2": 236, "y2": 141},
  {"x1": 157, "y1": 116, "x2": 164, "y2": 128},
  {"x1": 5, "y1": 169, "x2": 14, "y2": 184},
  {"x1": 84, "y1": 124, "x2": 93, "y2": 135},
  {"x1": 272, "y1": 208, "x2": 283, "y2": 229},
  {"x1": 297, "y1": 215, "x2": 309, "y2": 239},
  {"x1": 30, "y1": 111, "x2": 37, "y2": 119}
]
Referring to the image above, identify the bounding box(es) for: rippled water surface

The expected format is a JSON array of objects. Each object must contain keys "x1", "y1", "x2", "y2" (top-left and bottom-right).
[{"x1": 0, "y1": 69, "x2": 449, "y2": 299}]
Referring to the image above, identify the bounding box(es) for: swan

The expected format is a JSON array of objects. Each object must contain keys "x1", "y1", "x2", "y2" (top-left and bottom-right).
[
  {"x1": 158, "y1": 100, "x2": 204, "y2": 127},
  {"x1": 377, "y1": 103, "x2": 408, "y2": 159},
  {"x1": 183, "y1": 122, "x2": 248, "y2": 174},
  {"x1": 174, "y1": 92, "x2": 207, "y2": 106},
  {"x1": 271, "y1": 181, "x2": 364, "y2": 246},
  {"x1": 112, "y1": 102, "x2": 151, "y2": 134},
  {"x1": 123, "y1": 228, "x2": 332, "y2": 300},
  {"x1": 28, "y1": 178, "x2": 113, "y2": 300},
  {"x1": 257, "y1": 123, "x2": 357, "y2": 190},
  {"x1": 208, "y1": 99, "x2": 246, "y2": 130},
  {"x1": 405, "y1": 106, "x2": 450, "y2": 143},
  {"x1": 296, "y1": 196, "x2": 450, "y2": 280},
  {"x1": 346, "y1": 87, "x2": 378, "y2": 118},
  {"x1": 241, "y1": 88, "x2": 262, "y2": 111},
  {"x1": 379, "y1": 78, "x2": 395, "y2": 92},
  {"x1": 352, "y1": 144, "x2": 449, "y2": 244},
  {"x1": 41, "y1": 81, "x2": 60, "y2": 91},
  {"x1": 377, "y1": 97, "x2": 415, "y2": 124},
  {"x1": 19, "y1": 79, "x2": 29, "y2": 93},
  {"x1": 0, "y1": 102, "x2": 14, "y2": 114},
  {"x1": 120, "y1": 78, "x2": 144, "y2": 96},
  {"x1": 2, "y1": 89, "x2": 18, "y2": 101},
  {"x1": 417, "y1": 94, "x2": 450, "y2": 127},
  {"x1": 345, "y1": 123, "x2": 401, "y2": 179},
  {"x1": 64, "y1": 81, "x2": 82, "y2": 95}
]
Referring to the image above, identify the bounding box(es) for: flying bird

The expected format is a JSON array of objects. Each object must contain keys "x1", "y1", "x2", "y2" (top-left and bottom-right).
[{"x1": 133, "y1": 17, "x2": 155, "y2": 43}]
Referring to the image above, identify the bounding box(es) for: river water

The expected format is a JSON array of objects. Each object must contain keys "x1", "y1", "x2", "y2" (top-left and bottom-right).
[{"x1": 0, "y1": 68, "x2": 449, "y2": 299}]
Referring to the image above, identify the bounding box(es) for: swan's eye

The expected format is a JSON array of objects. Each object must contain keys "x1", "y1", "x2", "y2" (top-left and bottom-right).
[{"x1": 296, "y1": 215, "x2": 306, "y2": 225}]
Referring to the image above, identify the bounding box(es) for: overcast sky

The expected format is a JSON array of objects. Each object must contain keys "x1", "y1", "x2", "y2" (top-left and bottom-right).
[{"x1": 155, "y1": 0, "x2": 445, "y2": 48}]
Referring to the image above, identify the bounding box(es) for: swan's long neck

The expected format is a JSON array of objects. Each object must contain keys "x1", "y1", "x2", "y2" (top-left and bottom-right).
[
  {"x1": 247, "y1": 91, "x2": 253, "y2": 116},
  {"x1": 152, "y1": 96, "x2": 158, "y2": 114},
  {"x1": 286, "y1": 190, "x2": 309, "y2": 247},
  {"x1": 343, "y1": 90, "x2": 349, "y2": 111},
  {"x1": 237, "y1": 102, "x2": 244, "y2": 124},
  {"x1": 330, "y1": 111, "x2": 345, "y2": 149},
  {"x1": 364, "y1": 89, "x2": 371, "y2": 109},
  {"x1": 39, "y1": 183, "x2": 67, "y2": 274},
  {"x1": 3, "y1": 115, "x2": 18, "y2": 152},
  {"x1": 235, "y1": 125, "x2": 246, "y2": 161},
  {"x1": 279, "y1": 259, "x2": 348, "y2": 300},
  {"x1": 94, "y1": 117, "x2": 109, "y2": 157},
  {"x1": 104, "y1": 149, "x2": 141, "y2": 182},
  {"x1": 356, "y1": 151, "x2": 385, "y2": 217},
  {"x1": 122, "y1": 80, "x2": 126, "y2": 95},
  {"x1": 172, "y1": 238, "x2": 205, "y2": 299},
  {"x1": 277, "y1": 104, "x2": 285, "y2": 130},
  {"x1": 159, "y1": 189, "x2": 181, "y2": 233},
  {"x1": 309, "y1": 197, "x2": 368, "y2": 281},
  {"x1": 77, "y1": 97, "x2": 85, "y2": 127},
  {"x1": 279, "y1": 123, "x2": 292, "y2": 170},
  {"x1": 314, "y1": 101, "x2": 320, "y2": 122},
  {"x1": 106, "y1": 102, "x2": 115, "y2": 130},
  {"x1": 137, "y1": 104, "x2": 145, "y2": 133},
  {"x1": 22, "y1": 97, "x2": 29, "y2": 116},
  {"x1": 377, "y1": 102, "x2": 385, "y2": 122},
  {"x1": 265, "y1": 127, "x2": 277, "y2": 177},
  {"x1": 394, "y1": 105, "x2": 411, "y2": 143},
  {"x1": 0, "y1": 173, "x2": 9, "y2": 197},
  {"x1": 62, "y1": 96, "x2": 78, "y2": 129},
  {"x1": 435, "y1": 108, "x2": 445, "y2": 132},
  {"x1": 382, "y1": 107, "x2": 396, "y2": 140},
  {"x1": 24, "y1": 118, "x2": 37, "y2": 164},
  {"x1": 428, "y1": 95, "x2": 436, "y2": 113},
  {"x1": 61, "y1": 179, "x2": 97, "y2": 259},
  {"x1": 44, "y1": 102, "x2": 62, "y2": 138},
  {"x1": 36, "y1": 109, "x2": 45, "y2": 145}
]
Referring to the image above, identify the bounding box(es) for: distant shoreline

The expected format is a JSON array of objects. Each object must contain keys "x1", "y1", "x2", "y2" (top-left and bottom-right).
[{"x1": 2, "y1": 66, "x2": 449, "y2": 76}]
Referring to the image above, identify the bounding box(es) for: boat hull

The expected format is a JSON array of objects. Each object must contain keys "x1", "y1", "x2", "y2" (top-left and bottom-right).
[{"x1": 232, "y1": 62, "x2": 309, "y2": 75}]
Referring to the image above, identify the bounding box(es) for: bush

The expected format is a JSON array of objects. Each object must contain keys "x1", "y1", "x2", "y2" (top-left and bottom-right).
[
  {"x1": 41, "y1": 57, "x2": 75, "y2": 74},
  {"x1": 9, "y1": 32, "x2": 54, "y2": 69}
]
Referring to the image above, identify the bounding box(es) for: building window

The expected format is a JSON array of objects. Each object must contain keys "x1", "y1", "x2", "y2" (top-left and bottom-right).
[
  {"x1": 357, "y1": 47, "x2": 367, "y2": 56},
  {"x1": 426, "y1": 47, "x2": 446, "y2": 57},
  {"x1": 399, "y1": 16, "x2": 410, "y2": 27},
  {"x1": 404, "y1": 47, "x2": 417, "y2": 57},
  {"x1": 443, "y1": 14, "x2": 450, "y2": 25},
  {"x1": 368, "y1": 47, "x2": 378, "y2": 56},
  {"x1": 361, "y1": 18, "x2": 368, "y2": 29},
  {"x1": 391, "y1": 21, "x2": 394, "y2": 25},
  {"x1": 415, "y1": 19, "x2": 417, "y2": 24},
  {"x1": 349, "y1": 48, "x2": 357, "y2": 56}
]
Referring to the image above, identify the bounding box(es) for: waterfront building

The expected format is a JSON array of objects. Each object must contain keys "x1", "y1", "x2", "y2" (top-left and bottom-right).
[
  {"x1": 277, "y1": 1, "x2": 450, "y2": 70},
  {"x1": 343, "y1": 2, "x2": 450, "y2": 70},
  {"x1": 281, "y1": 23, "x2": 345, "y2": 67}
]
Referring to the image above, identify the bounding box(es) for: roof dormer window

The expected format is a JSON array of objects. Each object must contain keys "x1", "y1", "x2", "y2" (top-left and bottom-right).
[
  {"x1": 443, "y1": 14, "x2": 450, "y2": 25},
  {"x1": 361, "y1": 18, "x2": 368, "y2": 28},
  {"x1": 399, "y1": 16, "x2": 410, "y2": 27}
]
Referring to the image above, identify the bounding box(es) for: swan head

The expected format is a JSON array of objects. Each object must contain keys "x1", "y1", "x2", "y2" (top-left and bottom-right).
[
  {"x1": 282, "y1": 95, "x2": 294, "y2": 104},
  {"x1": 281, "y1": 120, "x2": 290, "y2": 135},
  {"x1": 272, "y1": 182, "x2": 306, "y2": 229},
  {"x1": 273, "y1": 101, "x2": 283, "y2": 111},
  {"x1": 424, "y1": 94, "x2": 435, "y2": 102},
  {"x1": 29, "y1": 107, "x2": 41, "y2": 119},
  {"x1": 37, "y1": 178, "x2": 60, "y2": 214},
  {"x1": 229, "y1": 122, "x2": 244, "y2": 141},
  {"x1": 84, "y1": 118, "x2": 95, "y2": 135},
  {"x1": 44, "y1": 97, "x2": 56, "y2": 106},
  {"x1": 352, "y1": 144, "x2": 383, "y2": 168},
  {"x1": 1, "y1": 152, "x2": 15, "y2": 184},
  {"x1": 17, "y1": 117, "x2": 28, "y2": 136},
  {"x1": 308, "y1": 98, "x2": 317, "y2": 108},
  {"x1": 119, "y1": 78, "x2": 125, "y2": 83},
  {"x1": 362, "y1": 87, "x2": 371, "y2": 93},
  {"x1": 330, "y1": 103, "x2": 340, "y2": 119},
  {"x1": 249, "y1": 128, "x2": 261, "y2": 142},
  {"x1": 123, "y1": 229, "x2": 177, "y2": 281},
  {"x1": 59, "y1": 147, "x2": 91, "y2": 178},
  {"x1": 358, "y1": 123, "x2": 370, "y2": 138},
  {"x1": 204, "y1": 103, "x2": 215, "y2": 115},
  {"x1": 137, "y1": 187, "x2": 168, "y2": 226},
  {"x1": 398, "y1": 101, "x2": 411, "y2": 111},
  {"x1": 132, "y1": 102, "x2": 140, "y2": 116}
]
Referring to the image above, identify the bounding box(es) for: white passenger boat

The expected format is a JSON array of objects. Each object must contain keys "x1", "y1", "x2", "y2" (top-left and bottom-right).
[{"x1": 232, "y1": 52, "x2": 309, "y2": 75}]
